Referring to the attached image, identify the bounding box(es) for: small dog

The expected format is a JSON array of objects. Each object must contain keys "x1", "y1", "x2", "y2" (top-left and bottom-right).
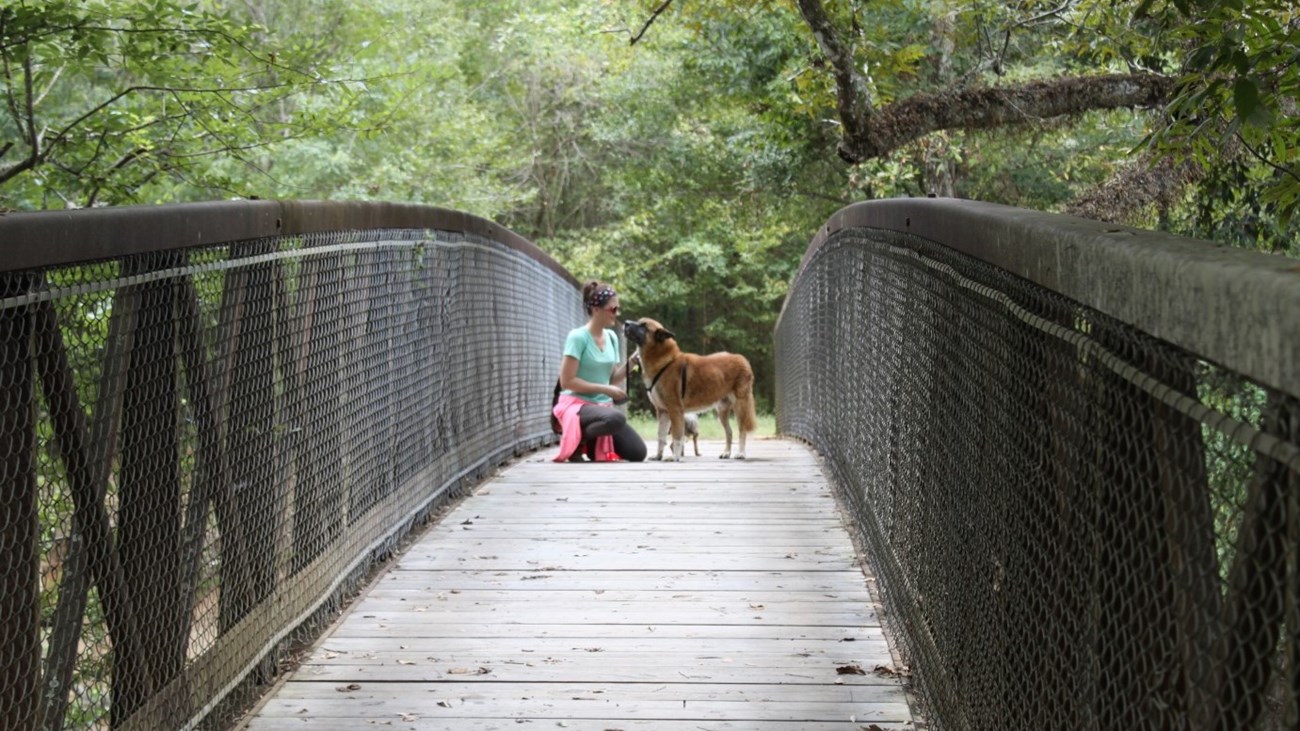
[
  {"x1": 683, "y1": 411, "x2": 701, "y2": 456},
  {"x1": 684, "y1": 412, "x2": 701, "y2": 456},
  {"x1": 625, "y1": 318, "x2": 756, "y2": 461},
  {"x1": 651, "y1": 406, "x2": 701, "y2": 456}
]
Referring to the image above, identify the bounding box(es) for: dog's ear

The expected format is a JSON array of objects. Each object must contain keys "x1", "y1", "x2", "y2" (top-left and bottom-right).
[{"x1": 654, "y1": 328, "x2": 675, "y2": 342}]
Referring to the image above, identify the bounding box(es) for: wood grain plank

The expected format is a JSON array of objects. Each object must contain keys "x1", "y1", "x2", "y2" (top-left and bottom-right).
[{"x1": 235, "y1": 439, "x2": 914, "y2": 730}]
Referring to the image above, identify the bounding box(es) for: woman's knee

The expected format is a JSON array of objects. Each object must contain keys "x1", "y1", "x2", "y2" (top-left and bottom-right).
[
  {"x1": 584, "y1": 409, "x2": 626, "y2": 436},
  {"x1": 616, "y1": 427, "x2": 647, "y2": 462}
]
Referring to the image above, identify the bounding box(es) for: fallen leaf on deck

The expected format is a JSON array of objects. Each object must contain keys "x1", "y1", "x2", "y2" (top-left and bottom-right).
[
  {"x1": 836, "y1": 664, "x2": 867, "y2": 675},
  {"x1": 399, "y1": 712, "x2": 420, "y2": 721},
  {"x1": 336, "y1": 683, "x2": 362, "y2": 691},
  {"x1": 873, "y1": 663, "x2": 910, "y2": 678}
]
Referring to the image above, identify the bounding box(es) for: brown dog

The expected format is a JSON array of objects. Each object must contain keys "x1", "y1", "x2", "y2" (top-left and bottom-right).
[{"x1": 625, "y1": 318, "x2": 756, "y2": 461}]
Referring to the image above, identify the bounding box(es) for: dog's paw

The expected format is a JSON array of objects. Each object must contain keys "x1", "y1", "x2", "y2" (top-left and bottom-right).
[
  {"x1": 735, "y1": 453, "x2": 746, "y2": 460},
  {"x1": 718, "y1": 453, "x2": 731, "y2": 460}
]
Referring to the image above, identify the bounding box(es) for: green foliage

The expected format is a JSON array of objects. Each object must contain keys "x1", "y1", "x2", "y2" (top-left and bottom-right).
[
  {"x1": 5, "y1": 0, "x2": 1297, "y2": 404},
  {"x1": 1143, "y1": 0, "x2": 1300, "y2": 223},
  {"x1": 0, "y1": 0, "x2": 358, "y2": 207}
]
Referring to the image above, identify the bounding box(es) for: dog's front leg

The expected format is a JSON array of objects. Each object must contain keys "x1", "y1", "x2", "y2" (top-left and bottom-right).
[
  {"x1": 655, "y1": 408, "x2": 670, "y2": 461},
  {"x1": 668, "y1": 412, "x2": 686, "y2": 462}
]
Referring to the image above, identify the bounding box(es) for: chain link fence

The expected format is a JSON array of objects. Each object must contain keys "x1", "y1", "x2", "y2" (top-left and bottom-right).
[
  {"x1": 776, "y1": 201, "x2": 1300, "y2": 730},
  {"x1": 0, "y1": 202, "x2": 581, "y2": 730}
]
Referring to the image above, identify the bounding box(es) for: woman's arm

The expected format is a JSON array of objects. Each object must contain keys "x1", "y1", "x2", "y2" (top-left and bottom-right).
[
  {"x1": 559, "y1": 355, "x2": 623, "y2": 399},
  {"x1": 611, "y1": 350, "x2": 641, "y2": 385}
]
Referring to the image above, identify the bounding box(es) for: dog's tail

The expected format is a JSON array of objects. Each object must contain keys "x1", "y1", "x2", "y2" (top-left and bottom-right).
[{"x1": 736, "y1": 363, "x2": 757, "y2": 434}]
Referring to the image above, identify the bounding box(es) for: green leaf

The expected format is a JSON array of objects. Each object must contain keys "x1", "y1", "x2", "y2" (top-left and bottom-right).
[{"x1": 1233, "y1": 77, "x2": 1272, "y2": 127}]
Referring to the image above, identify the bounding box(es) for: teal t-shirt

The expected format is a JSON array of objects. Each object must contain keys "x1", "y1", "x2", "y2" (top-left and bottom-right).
[{"x1": 562, "y1": 326, "x2": 619, "y2": 404}]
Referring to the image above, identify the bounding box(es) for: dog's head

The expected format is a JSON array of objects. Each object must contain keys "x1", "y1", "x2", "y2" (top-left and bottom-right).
[{"x1": 623, "y1": 318, "x2": 675, "y2": 349}]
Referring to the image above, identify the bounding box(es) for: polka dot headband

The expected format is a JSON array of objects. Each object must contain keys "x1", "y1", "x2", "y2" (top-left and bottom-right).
[{"x1": 586, "y1": 287, "x2": 616, "y2": 310}]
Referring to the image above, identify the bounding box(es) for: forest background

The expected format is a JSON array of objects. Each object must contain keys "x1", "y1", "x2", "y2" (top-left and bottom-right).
[{"x1": 3, "y1": 0, "x2": 1298, "y2": 410}]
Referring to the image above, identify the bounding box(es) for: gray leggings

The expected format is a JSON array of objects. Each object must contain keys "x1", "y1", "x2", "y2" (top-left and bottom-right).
[{"x1": 579, "y1": 405, "x2": 647, "y2": 462}]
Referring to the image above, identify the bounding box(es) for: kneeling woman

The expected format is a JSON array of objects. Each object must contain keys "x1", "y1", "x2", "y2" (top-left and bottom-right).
[{"x1": 552, "y1": 281, "x2": 647, "y2": 462}]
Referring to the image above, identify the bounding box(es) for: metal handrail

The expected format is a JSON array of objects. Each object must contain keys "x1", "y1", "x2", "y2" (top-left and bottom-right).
[
  {"x1": 776, "y1": 198, "x2": 1300, "y2": 730},
  {"x1": 0, "y1": 200, "x2": 581, "y2": 730}
]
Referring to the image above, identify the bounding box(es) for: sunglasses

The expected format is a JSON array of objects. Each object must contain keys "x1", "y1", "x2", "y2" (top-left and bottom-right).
[{"x1": 604, "y1": 304, "x2": 620, "y2": 315}]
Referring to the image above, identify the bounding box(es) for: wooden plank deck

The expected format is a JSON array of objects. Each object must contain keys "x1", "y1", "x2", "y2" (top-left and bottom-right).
[{"x1": 239, "y1": 437, "x2": 914, "y2": 730}]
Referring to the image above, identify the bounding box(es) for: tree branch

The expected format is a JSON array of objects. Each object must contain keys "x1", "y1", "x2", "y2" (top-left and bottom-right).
[
  {"x1": 841, "y1": 72, "x2": 1173, "y2": 163},
  {"x1": 1065, "y1": 151, "x2": 1203, "y2": 224},
  {"x1": 630, "y1": 0, "x2": 674, "y2": 45},
  {"x1": 85, "y1": 148, "x2": 148, "y2": 208},
  {"x1": 0, "y1": 55, "x2": 40, "y2": 185},
  {"x1": 793, "y1": 0, "x2": 1173, "y2": 165},
  {"x1": 1236, "y1": 132, "x2": 1300, "y2": 188},
  {"x1": 794, "y1": 0, "x2": 875, "y2": 161}
]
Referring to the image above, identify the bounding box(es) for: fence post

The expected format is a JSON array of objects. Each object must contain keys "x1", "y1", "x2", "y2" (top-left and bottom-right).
[
  {"x1": 115, "y1": 253, "x2": 186, "y2": 716},
  {"x1": 0, "y1": 275, "x2": 39, "y2": 731},
  {"x1": 1212, "y1": 395, "x2": 1295, "y2": 728},
  {"x1": 216, "y1": 243, "x2": 279, "y2": 637},
  {"x1": 291, "y1": 250, "x2": 345, "y2": 573}
]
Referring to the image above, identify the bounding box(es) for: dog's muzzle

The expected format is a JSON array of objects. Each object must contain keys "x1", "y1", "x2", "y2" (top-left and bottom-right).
[{"x1": 623, "y1": 320, "x2": 646, "y2": 345}]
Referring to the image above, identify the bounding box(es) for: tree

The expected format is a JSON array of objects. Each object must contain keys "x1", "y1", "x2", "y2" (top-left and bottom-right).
[
  {"x1": 0, "y1": 0, "x2": 371, "y2": 209},
  {"x1": 627, "y1": 0, "x2": 1298, "y2": 221}
]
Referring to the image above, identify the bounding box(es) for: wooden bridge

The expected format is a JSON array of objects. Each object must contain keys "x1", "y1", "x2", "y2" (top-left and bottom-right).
[
  {"x1": 239, "y1": 438, "x2": 913, "y2": 730},
  {"x1": 3, "y1": 199, "x2": 1298, "y2": 730}
]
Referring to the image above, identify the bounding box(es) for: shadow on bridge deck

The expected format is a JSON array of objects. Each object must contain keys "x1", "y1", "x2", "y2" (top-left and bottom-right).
[{"x1": 237, "y1": 437, "x2": 914, "y2": 730}]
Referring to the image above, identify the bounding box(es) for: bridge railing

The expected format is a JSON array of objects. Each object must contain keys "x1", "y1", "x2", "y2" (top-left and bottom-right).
[
  {"x1": 776, "y1": 199, "x2": 1300, "y2": 730},
  {"x1": 0, "y1": 201, "x2": 580, "y2": 730}
]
